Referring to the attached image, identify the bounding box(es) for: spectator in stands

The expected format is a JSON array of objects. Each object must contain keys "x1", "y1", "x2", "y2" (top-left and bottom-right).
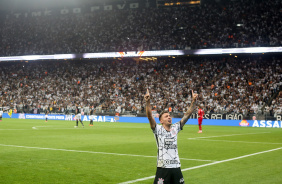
[
  {"x1": 0, "y1": 55, "x2": 280, "y2": 119},
  {"x1": 0, "y1": 0, "x2": 281, "y2": 56}
]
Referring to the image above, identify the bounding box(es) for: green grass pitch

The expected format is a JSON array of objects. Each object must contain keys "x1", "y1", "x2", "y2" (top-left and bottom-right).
[{"x1": 0, "y1": 119, "x2": 281, "y2": 184}]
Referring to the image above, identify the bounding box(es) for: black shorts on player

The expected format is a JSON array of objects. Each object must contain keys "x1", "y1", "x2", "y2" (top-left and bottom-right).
[{"x1": 154, "y1": 167, "x2": 184, "y2": 184}]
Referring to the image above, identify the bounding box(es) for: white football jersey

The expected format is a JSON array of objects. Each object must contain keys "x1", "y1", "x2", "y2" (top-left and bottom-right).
[{"x1": 153, "y1": 122, "x2": 182, "y2": 168}]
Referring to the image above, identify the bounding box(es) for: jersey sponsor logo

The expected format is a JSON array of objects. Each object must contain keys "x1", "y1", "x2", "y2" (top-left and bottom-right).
[
  {"x1": 165, "y1": 138, "x2": 174, "y2": 144},
  {"x1": 164, "y1": 138, "x2": 177, "y2": 149},
  {"x1": 170, "y1": 160, "x2": 179, "y2": 164},
  {"x1": 164, "y1": 144, "x2": 177, "y2": 149},
  {"x1": 164, "y1": 160, "x2": 170, "y2": 165},
  {"x1": 159, "y1": 159, "x2": 179, "y2": 166}
]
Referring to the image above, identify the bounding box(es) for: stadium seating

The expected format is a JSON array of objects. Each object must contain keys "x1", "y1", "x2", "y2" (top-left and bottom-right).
[
  {"x1": 0, "y1": 56, "x2": 281, "y2": 118},
  {"x1": 0, "y1": 0, "x2": 281, "y2": 56}
]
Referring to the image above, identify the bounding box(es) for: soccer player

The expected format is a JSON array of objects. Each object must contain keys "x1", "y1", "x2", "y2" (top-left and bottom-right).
[
  {"x1": 0, "y1": 107, "x2": 3, "y2": 121},
  {"x1": 145, "y1": 89, "x2": 198, "y2": 184},
  {"x1": 75, "y1": 105, "x2": 84, "y2": 128},
  {"x1": 89, "y1": 106, "x2": 94, "y2": 126},
  {"x1": 198, "y1": 105, "x2": 204, "y2": 133},
  {"x1": 8, "y1": 109, "x2": 13, "y2": 118},
  {"x1": 44, "y1": 107, "x2": 49, "y2": 122}
]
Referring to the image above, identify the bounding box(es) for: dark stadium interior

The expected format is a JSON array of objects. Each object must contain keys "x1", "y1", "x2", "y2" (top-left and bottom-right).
[{"x1": 0, "y1": 0, "x2": 281, "y2": 56}]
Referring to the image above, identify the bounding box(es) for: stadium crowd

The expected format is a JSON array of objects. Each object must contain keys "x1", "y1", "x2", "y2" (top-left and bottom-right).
[
  {"x1": 0, "y1": 0, "x2": 281, "y2": 56},
  {"x1": 0, "y1": 56, "x2": 281, "y2": 117}
]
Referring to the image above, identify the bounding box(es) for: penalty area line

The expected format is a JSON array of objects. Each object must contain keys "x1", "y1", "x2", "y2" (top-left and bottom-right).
[{"x1": 118, "y1": 146, "x2": 282, "y2": 184}]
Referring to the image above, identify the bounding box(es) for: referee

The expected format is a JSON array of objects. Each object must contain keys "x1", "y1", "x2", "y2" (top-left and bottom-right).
[{"x1": 144, "y1": 89, "x2": 198, "y2": 184}]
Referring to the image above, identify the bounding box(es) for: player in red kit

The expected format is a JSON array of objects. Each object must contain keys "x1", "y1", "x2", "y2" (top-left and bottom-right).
[{"x1": 198, "y1": 105, "x2": 204, "y2": 133}]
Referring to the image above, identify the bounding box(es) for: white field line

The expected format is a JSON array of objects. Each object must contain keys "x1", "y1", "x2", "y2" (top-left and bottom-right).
[
  {"x1": 0, "y1": 144, "x2": 214, "y2": 162},
  {"x1": 0, "y1": 127, "x2": 92, "y2": 130},
  {"x1": 0, "y1": 128, "x2": 81, "y2": 130},
  {"x1": 180, "y1": 158, "x2": 214, "y2": 162},
  {"x1": 118, "y1": 147, "x2": 282, "y2": 184},
  {"x1": 188, "y1": 138, "x2": 282, "y2": 145},
  {"x1": 1, "y1": 126, "x2": 146, "y2": 130},
  {"x1": 188, "y1": 132, "x2": 270, "y2": 139},
  {"x1": 32, "y1": 127, "x2": 76, "y2": 130},
  {"x1": 0, "y1": 129, "x2": 30, "y2": 130}
]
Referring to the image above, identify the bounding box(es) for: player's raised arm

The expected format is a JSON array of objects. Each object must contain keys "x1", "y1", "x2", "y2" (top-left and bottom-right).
[
  {"x1": 144, "y1": 89, "x2": 156, "y2": 130},
  {"x1": 180, "y1": 90, "x2": 198, "y2": 128}
]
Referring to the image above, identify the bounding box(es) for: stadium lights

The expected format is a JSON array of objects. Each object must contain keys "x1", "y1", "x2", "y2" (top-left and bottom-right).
[
  {"x1": 0, "y1": 47, "x2": 281, "y2": 62},
  {"x1": 194, "y1": 47, "x2": 282, "y2": 55},
  {"x1": 0, "y1": 54, "x2": 75, "y2": 61}
]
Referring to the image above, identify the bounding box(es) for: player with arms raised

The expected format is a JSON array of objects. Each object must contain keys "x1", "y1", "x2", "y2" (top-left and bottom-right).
[{"x1": 145, "y1": 89, "x2": 198, "y2": 184}]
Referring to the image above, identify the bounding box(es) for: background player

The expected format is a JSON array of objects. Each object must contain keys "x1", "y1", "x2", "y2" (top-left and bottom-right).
[
  {"x1": 145, "y1": 89, "x2": 198, "y2": 184},
  {"x1": 0, "y1": 107, "x2": 3, "y2": 121},
  {"x1": 198, "y1": 105, "x2": 204, "y2": 133},
  {"x1": 8, "y1": 108, "x2": 13, "y2": 118},
  {"x1": 89, "y1": 106, "x2": 94, "y2": 126},
  {"x1": 44, "y1": 107, "x2": 49, "y2": 122},
  {"x1": 75, "y1": 105, "x2": 84, "y2": 128}
]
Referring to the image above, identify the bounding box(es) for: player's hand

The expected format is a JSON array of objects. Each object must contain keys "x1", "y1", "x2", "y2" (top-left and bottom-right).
[
  {"x1": 144, "y1": 89, "x2": 150, "y2": 102},
  {"x1": 192, "y1": 90, "x2": 198, "y2": 101}
]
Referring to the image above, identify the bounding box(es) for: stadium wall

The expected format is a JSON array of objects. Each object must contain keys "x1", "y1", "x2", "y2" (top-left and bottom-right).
[{"x1": 2, "y1": 113, "x2": 282, "y2": 128}]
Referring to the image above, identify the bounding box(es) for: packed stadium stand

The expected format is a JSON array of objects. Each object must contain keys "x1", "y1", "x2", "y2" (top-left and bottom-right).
[
  {"x1": 0, "y1": 0, "x2": 281, "y2": 56},
  {"x1": 0, "y1": 0, "x2": 281, "y2": 120},
  {"x1": 0, "y1": 55, "x2": 281, "y2": 119}
]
